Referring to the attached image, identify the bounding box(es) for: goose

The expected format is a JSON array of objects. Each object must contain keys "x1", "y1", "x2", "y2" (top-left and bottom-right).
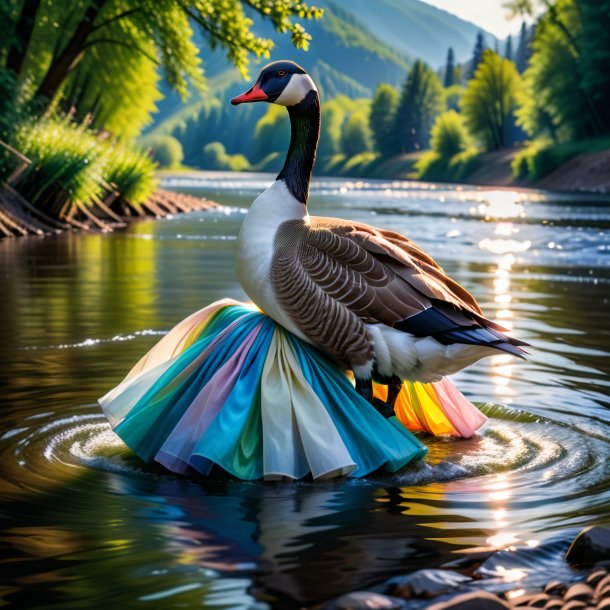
[{"x1": 231, "y1": 60, "x2": 526, "y2": 414}]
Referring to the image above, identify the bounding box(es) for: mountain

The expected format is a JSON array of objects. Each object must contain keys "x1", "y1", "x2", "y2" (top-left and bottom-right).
[
  {"x1": 145, "y1": 0, "x2": 495, "y2": 147},
  {"x1": 340, "y1": 0, "x2": 496, "y2": 65}
]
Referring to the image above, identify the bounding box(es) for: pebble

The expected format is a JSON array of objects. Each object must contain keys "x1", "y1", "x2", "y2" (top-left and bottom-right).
[
  {"x1": 585, "y1": 570, "x2": 607, "y2": 587},
  {"x1": 566, "y1": 526, "x2": 610, "y2": 566},
  {"x1": 512, "y1": 593, "x2": 549, "y2": 607},
  {"x1": 561, "y1": 601, "x2": 586, "y2": 610},
  {"x1": 544, "y1": 581, "x2": 566, "y2": 596},
  {"x1": 597, "y1": 599, "x2": 610, "y2": 609},
  {"x1": 563, "y1": 583, "x2": 593, "y2": 603},
  {"x1": 543, "y1": 600, "x2": 563, "y2": 609},
  {"x1": 597, "y1": 575, "x2": 610, "y2": 594},
  {"x1": 425, "y1": 591, "x2": 511, "y2": 609}
]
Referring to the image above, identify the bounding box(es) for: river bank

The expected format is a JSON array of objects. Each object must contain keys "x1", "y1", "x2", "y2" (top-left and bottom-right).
[{"x1": 0, "y1": 185, "x2": 219, "y2": 238}]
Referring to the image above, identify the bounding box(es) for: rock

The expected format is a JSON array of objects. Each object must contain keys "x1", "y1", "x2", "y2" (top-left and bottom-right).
[
  {"x1": 597, "y1": 599, "x2": 610, "y2": 609},
  {"x1": 563, "y1": 583, "x2": 593, "y2": 603},
  {"x1": 597, "y1": 575, "x2": 610, "y2": 594},
  {"x1": 542, "y1": 599, "x2": 563, "y2": 609},
  {"x1": 387, "y1": 569, "x2": 471, "y2": 599},
  {"x1": 441, "y1": 549, "x2": 497, "y2": 572},
  {"x1": 560, "y1": 601, "x2": 586, "y2": 610},
  {"x1": 599, "y1": 583, "x2": 610, "y2": 599},
  {"x1": 544, "y1": 580, "x2": 566, "y2": 596},
  {"x1": 321, "y1": 591, "x2": 405, "y2": 610},
  {"x1": 566, "y1": 527, "x2": 610, "y2": 566},
  {"x1": 425, "y1": 591, "x2": 511, "y2": 610},
  {"x1": 511, "y1": 593, "x2": 549, "y2": 607},
  {"x1": 585, "y1": 569, "x2": 607, "y2": 587}
]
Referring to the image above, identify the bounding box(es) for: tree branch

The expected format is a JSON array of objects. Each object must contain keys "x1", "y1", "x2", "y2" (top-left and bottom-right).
[
  {"x1": 90, "y1": 6, "x2": 143, "y2": 33},
  {"x1": 83, "y1": 37, "x2": 160, "y2": 65}
]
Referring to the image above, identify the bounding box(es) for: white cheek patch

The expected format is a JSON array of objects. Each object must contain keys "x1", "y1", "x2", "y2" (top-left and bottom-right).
[{"x1": 275, "y1": 74, "x2": 317, "y2": 106}]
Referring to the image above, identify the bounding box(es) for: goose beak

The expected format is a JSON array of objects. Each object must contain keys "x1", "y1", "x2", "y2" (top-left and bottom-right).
[{"x1": 231, "y1": 82, "x2": 268, "y2": 105}]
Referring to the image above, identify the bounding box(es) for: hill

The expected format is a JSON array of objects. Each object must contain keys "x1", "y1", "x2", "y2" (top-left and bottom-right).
[{"x1": 146, "y1": 0, "x2": 492, "y2": 135}]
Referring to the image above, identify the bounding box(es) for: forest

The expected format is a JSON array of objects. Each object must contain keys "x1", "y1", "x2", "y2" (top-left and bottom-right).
[
  {"x1": 1, "y1": 0, "x2": 609, "y2": 236},
  {"x1": 144, "y1": 0, "x2": 610, "y2": 187}
]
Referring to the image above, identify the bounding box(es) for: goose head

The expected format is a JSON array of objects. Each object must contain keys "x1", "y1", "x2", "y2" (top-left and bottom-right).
[{"x1": 231, "y1": 60, "x2": 317, "y2": 107}]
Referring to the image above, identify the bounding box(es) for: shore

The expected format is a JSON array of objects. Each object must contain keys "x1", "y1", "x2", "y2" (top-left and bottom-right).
[
  {"x1": 319, "y1": 526, "x2": 610, "y2": 610},
  {"x1": 0, "y1": 186, "x2": 220, "y2": 238}
]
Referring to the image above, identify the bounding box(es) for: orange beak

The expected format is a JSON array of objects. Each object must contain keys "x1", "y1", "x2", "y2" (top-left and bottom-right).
[{"x1": 231, "y1": 82, "x2": 268, "y2": 105}]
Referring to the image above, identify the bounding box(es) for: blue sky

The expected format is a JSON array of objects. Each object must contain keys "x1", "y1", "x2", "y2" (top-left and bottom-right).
[{"x1": 424, "y1": 0, "x2": 533, "y2": 38}]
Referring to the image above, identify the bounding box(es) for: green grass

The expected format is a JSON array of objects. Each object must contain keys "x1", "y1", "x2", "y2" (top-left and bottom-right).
[{"x1": 13, "y1": 116, "x2": 158, "y2": 219}]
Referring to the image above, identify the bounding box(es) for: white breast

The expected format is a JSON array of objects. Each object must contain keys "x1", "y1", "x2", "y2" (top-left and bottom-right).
[{"x1": 235, "y1": 181, "x2": 309, "y2": 339}]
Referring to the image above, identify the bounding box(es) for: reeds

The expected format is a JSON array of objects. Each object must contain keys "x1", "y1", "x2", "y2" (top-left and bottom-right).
[{"x1": 10, "y1": 115, "x2": 158, "y2": 229}]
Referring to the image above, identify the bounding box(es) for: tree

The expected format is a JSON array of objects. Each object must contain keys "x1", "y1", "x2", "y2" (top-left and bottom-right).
[
  {"x1": 341, "y1": 110, "x2": 372, "y2": 157},
  {"x1": 430, "y1": 110, "x2": 472, "y2": 158},
  {"x1": 505, "y1": 35, "x2": 513, "y2": 61},
  {"x1": 443, "y1": 47, "x2": 455, "y2": 87},
  {"x1": 469, "y1": 32, "x2": 486, "y2": 79},
  {"x1": 515, "y1": 22, "x2": 530, "y2": 72},
  {"x1": 517, "y1": 0, "x2": 609, "y2": 140},
  {"x1": 389, "y1": 60, "x2": 443, "y2": 154},
  {"x1": 1, "y1": 0, "x2": 322, "y2": 116},
  {"x1": 462, "y1": 50, "x2": 522, "y2": 150},
  {"x1": 150, "y1": 135, "x2": 183, "y2": 168},
  {"x1": 369, "y1": 83, "x2": 399, "y2": 157}
]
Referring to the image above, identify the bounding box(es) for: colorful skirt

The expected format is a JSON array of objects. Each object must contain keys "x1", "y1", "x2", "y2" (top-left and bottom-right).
[{"x1": 99, "y1": 299, "x2": 486, "y2": 480}]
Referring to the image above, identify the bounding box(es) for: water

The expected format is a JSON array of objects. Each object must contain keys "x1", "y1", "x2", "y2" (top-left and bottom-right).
[{"x1": 1, "y1": 171, "x2": 610, "y2": 609}]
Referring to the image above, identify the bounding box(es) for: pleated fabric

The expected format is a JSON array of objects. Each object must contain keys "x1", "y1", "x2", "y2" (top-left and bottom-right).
[{"x1": 99, "y1": 300, "x2": 485, "y2": 480}]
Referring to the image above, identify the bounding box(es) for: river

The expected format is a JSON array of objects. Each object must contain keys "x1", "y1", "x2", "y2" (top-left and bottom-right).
[{"x1": 1, "y1": 172, "x2": 609, "y2": 608}]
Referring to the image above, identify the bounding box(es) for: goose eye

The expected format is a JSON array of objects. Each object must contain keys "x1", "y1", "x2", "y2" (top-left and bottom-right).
[{"x1": 277, "y1": 70, "x2": 286, "y2": 77}]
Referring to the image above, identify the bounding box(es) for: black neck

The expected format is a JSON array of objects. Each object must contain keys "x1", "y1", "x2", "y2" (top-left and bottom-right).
[{"x1": 277, "y1": 90, "x2": 320, "y2": 206}]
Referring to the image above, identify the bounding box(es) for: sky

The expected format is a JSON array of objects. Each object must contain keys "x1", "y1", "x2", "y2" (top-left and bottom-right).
[{"x1": 424, "y1": 0, "x2": 531, "y2": 39}]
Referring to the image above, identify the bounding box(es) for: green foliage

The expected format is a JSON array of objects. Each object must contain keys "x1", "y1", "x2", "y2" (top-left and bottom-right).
[
  {"x1": 369, "y1": 83, "x2": 399, "y2": 158},
  {"x1": 1, "y1": 0, "x2": 322, "y2": 137},
  {"x1": 12, "y1": 116, "x2": 157, "y2": 215},
  {"x1": 389, "y1": 60, "x2": 443, "y2": 154},
  {"x1": 340, "y1": 109, "x2": 372, "y2": 157},
  {"x1": 415, "y1": 146, "x2": 480, "y2": 182},
  {"x1": 415, "y1": 110, "x2": 478, "y2": 182},
  {"x1": 443, "y1": 84, "x2": 464, "y2": 112},
  {"x1": 462, "y1": 50, "x2": 522, "y2": 151},
  {"x1": 202, "y1": 141, "x2": 251, "y2": 171},
  {"x1": 251, "y1": 105, "x2": 290, "y2": 161},
  {"x1": 512, "y1": 136, "x2": 610, "y2": 180},
  {"x1": 149, "y1": 136, "x2": 184, "y2": 169},
  {"x1": 16, "y1": 117, "x2": 107, "y2": 210},
  {"x1": 104, "y1": 145, "x2": 158, "y2": 205},
  {"x1": 517, "y1": 0, "x2": 610, "y2": 142},
  {"x1": 430, "y1": 110, "x2": 471, "y2": 158}
]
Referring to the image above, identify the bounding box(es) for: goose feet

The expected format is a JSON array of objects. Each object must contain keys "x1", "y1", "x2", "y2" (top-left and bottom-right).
[{"x1": 355, "y1": 376, "x2": 395, "y2": 419}]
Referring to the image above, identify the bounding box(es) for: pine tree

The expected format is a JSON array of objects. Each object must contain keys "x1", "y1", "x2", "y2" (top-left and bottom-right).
[
  {"x1": 389, "y1": 60, "x2": 443, "y2": 154},
  {"x1": 516, "y1": 22, "x2": 529, "y2": 73},
  {"x1": 505, "y1": 35, "x2": 513, "y2": 61},
  {"x1": 443, "y1": 47, "x2": 455, "y2": 88},
  {"x1": 469, "y1": 32, "x2": 486, "y2": 79},
  {"x1": 369, "y1": 83, "x2": 400, "y2": 157}
]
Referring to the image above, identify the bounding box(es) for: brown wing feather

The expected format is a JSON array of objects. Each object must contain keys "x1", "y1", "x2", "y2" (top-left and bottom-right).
[{"x1": 309, "y1": 216, "x2": 483, "y2": 317}]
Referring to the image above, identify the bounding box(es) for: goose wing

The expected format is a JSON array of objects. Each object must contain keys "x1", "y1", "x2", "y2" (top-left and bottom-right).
[{"x1": 271, "y1": 216, "x2": 525, "y2": 357}]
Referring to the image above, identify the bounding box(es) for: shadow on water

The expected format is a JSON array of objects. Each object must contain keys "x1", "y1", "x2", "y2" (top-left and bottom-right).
[{"x1": 1, "y1": 172, "x2": 610, "y2": 608}]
